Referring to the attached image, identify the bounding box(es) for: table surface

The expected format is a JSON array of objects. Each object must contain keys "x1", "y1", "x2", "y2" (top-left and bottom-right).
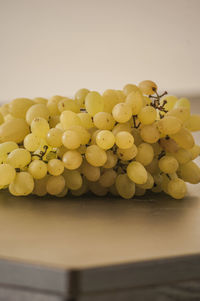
[{"x1": 0, "y1": 100, "x2": 200, "y2": 271}]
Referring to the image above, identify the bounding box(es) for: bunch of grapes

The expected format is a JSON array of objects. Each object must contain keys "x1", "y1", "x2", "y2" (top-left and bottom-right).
[{"x1": 0, "y1": 80, "x2": 200, "y2": 199}]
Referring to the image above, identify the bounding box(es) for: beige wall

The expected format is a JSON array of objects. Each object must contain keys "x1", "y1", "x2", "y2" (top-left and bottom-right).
[{"x1": 0, "y1": 0, "x2": 200, "y2": 103}]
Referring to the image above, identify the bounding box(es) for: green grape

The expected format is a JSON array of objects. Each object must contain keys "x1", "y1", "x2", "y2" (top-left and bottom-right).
[
  {"x1": 0, "y1": 104, "x2": 10, "y2": 117},
  {"x1": 63, "y1": 170, "x2": 83, "y2": 190},
  {"x1": 112, "y1": 103, "x2": 132, "y2": 123},
  {"x1": 160, "y1": 95, "x2": 178, "y2": 111},
  {"x1": 85, "y1": 91, "x2": 104, "y2": 116},
  {"x1": 57, "y1": 145, "x2": 68, "y2": 159},
  {"x1": 88, "y1": 181, "x2": 108, "y2": 196},
  {"x1": 173, "y1": 148, "x2": 192, "y2": 164},
  {"x1": 96, "y1": 130, "x2": 115, "y2": 150},
  {"x1": 0, "y1": 112, "x2": 4, "y2": 125},
  {"x1": 55, "y1": 122, "x2": 63, "y2": 130},
  {"x1": 91, "y1": 129, "x2": 101, "y2": 144},
  {"x1": 125, "y1": 90, "x2": 143, "y2": 115},
  {"x1": 26, "y1": 104, "x2": 50, "y2": 125},
  {"x1": 138, "y1": 172, "x2": 154, "y2": 189},
  {"x1": 85, "y1": 145, "x2": 107, "y2": 167},
  {"x1": 93, "y1": 112, "x2": 115, "y2": 130},
  {"x1": 31, "y1": 117, "x2": 49, "y2": 138},
  {"x1": 140, "y1": 123, "x2": 160, "y2": 144},
  {"x1": 58, "y1": 97, "x2": 80, "y2": 113},
  {"x1": 102, "y1": 94, "x2": 118, "y2": 113},
  {"x1": 115, "y1": 131, "x2": 134, "y2": 149},
  {"x1": 46, "y1": 175, "x2": 65, "y2": 195},
  {"x1": 103, "y1": 150, "x2": 118, "y2": 168},
  {"x1": 159, "y1": 137, "x2": 179, "y2": 153},
  {"x1": 47, "y1": 95, "x2": 63, "y2": 116},
  {"x1": 6, "y1": 148, "x2": 31, "y2": 169},
  {"x1": 77, "y1": 112, "x2": 94, "y2": 129},
  {"x1": 127, "y1": 161, "x2": 148, "y2": 184},
  {"x1": 49, "y1": 115, "x2": 60, "y2": 128},
  {"x1": 188, "y1": 144, "x2": 200, "y2": 160},
  {"x1": 184, "y1": 114, "x2": 200, "y2": 132},
  {"x1": 135, "y1": 143, "x2": 154, "y2": 166},
  {"x1": 112, "y1": 122, "x2": 131, "y2": 136},
  {"x1": 174, "y1": 97, "x2": 191, "y2": 110},
  {"x1": 158, "y1": 155, "x2": 178, "y2": 173},
  {"x1": 166, "y1": 107, "x2": 190, "y2": 123},
  {"x1": 56, "y1": 186, "x2": 69, "y2": 197},
  {"x1": 77, "y1": 145, "x2": 87, "y2": 154},
  {"x1": 69, "y1": 125, "x2": 91, "y2": 145},
  {"x1": 178, "y1": 161, "x2": 200, "y2": 184},
  {"x1": 75, "y1": 88, "x2": 90, "y2": 108},
  {"x1": 138, "y1": 80, "x2": 157, "y2": 95},
  {"x1": 62, "y1": 130, "x2": 81, "y2": 150},
  {"x1": 62, "y1": 150, "x2": 83, "y2": 170},
  {"x1": 0, "y1": 118, "x2": 29, "y2": 143},
  {"x1": 152, "y1": 142, "x2": 162, "y2": 156},
  {"x1": 115, "y1": 174, "x2": 135, "y2": 199},
  {"x1": 146, "y1": 157, "x2": 159, "y2": 174},
  {"x1": 0, "y1": 163, "x2": 16, "y2": 186},
  {"x1": 0, "y1": 141, "x2": 19, "y2": 163},
  {"x1": 99, "y1": 169, "x2": 117, "y2": 187},
  {"x1": 161, "y1": 174, "x2": 170, "y2": 194},
  {"x1": 47, "y1": 159, "x2": 64, "y2": 176},
  {"x1": 23, "y1": 133, "x2": 41, "y2": 152},
  {"x1": 60, "y1": 110, "x2": 81, "y2": 130},
  {"x1": 71, "y1": 177, "x2": 88, "y2": 196},
  {"x1": 81, "y1": 160, "x2": 100, "y2": 181},
  {"x1": 9, "y1": 172, "x2": 34, "y2": 196},
  {"x1": 117, "y1": 144, "x2": 138, "y2": 161},
  {"x1": 138, "y1": 106, "x2": 157, "y2": 125},
  {"x1": 46, "y1": 128, "x2": 63, "y2": 147},
  {"x1": 130, "y1": 128, "x2": 143, "y2": 145},
  {"x1": 33, "y1": 176, "x2": 49, "y2": 196},
  {"x1": 9, "y1": 98, "x2": 34, "y2": 119},
  {"x1": 33, "y1": 97, "x2": 48, "y2": 105},
  {"x1": 167, "y1": 178, "x2": 187, "y2": 199},
  {"x1": 143, "y1": 96, "x2": 151, "y2": 106},
  {"x1": 28, "y1": 160, "x2": 47, "y2": 179},
  {"x1": 109, "y1": 184, "x2": 119, "y2": 196},
  {"x1": 123, "y1": 84, "x2": 140, "y2": 96},
  {"x1": 135, "y1": 186, "x2": 146, "y2": 196},
  {"x1": 170, "y1": 127, "x2": 194, "y2": 149},
  {"x1": 157, "y1": 116, "x2": 182, "y2": 135}
]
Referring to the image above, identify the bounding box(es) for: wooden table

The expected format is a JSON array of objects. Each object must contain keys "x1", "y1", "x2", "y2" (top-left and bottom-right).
[{"x1": 0, "y1": 99, "x2": 200, "y2": 301}]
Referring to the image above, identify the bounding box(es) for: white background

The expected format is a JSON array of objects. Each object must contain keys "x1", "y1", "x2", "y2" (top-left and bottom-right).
[{"x1": 0, "y1": 0, "x2": 200, "y2": 103}]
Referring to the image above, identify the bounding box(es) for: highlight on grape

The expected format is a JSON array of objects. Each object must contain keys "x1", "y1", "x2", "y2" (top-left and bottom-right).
[{"x1": 0, "y1": 80, "x2": 200, "y2": 199}]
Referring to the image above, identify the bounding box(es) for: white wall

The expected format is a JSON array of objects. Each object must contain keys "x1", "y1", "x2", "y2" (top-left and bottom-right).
[{"x1": 0, "y1": 0, "x2": 200, "y2": 103}]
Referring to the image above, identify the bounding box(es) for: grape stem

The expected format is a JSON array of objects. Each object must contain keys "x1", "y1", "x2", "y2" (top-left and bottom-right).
[{"x1": 133, "y1": 115, "x2": 141, "y2": 129}]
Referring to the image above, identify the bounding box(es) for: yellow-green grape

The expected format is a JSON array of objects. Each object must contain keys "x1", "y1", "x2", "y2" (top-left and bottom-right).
[
  {"x1": 130, "y1": 128, "x2": 143, "y2": 145},
  {"x1": 85, "y1": 91, "x2": 104, "y2": 116},
  {"x1": 31, "y1": 117, "x2": 49, "y2": 138},
  {"x1": 138, "y1": 172, "x2": 154, "y2": 189},
  {"x1": 157, "y1": 116, "x2": 182, "y2": 135},
  {"x1": 161, "y1": 174, "x2": 170, "y2": 194},
  {"x1": 24, "y1": 133, "x2": 41, "y2": 152},
  {"x1": 0, "y1": 118, "x2": 29, "y2": 143},
  {"x1": 103, "y1": 150, "x2": 118, "y2": 168},
  {"x1": 81, "y1": 160, "x2": 100, "y2": 181},
  {"x1": 33, "y1": 176, "x2": 49, "y2": 196},
  {"x1": 49, "y1": 115, "x2": 60, "y2": 128},
  {"x1": 174, "y1": 97, "x2": 191, "y2": 110},
  {"x1": 159, "y1": 137, "x2": 179, "y2": 153},
  {"x1": 135, "y1": 143, "x2": 154, "y2": 166},
  {"x1": 96, "y1": 130, "x2": 115, "y2": 150},
  {"x1": 166, "y1": 107, "x2": 190, "y2": 123},
  {"x1": 117, "y1": 144, "x2": 137, "y2": 161},
  {"x1": 9, "y1": 98, "x2": 34, "y2": 119},
  {"x1": 0, "y1": 163, "x2": 16, "y2": 186},
  {"x1": 127, "y1": 161, "x2": 148, "y2": 184},
  {"x1": 58, "y1": 97, "x2": 80, "y2": 113},
  {"x1": 77, "y1": 145, "x2": 87, "y2": 154},
  {"x1": 28, "y1": 160, "x2": 47, "y2": 179},
  {"x1": 151, "y1": 183, "x2": 162, "y2": 193},
  {"x1": 140, "y1": 123, "x2": 160, "y2": 144},
  {"x1": 77, "y1": 112, "x2": 94, "y2": 129},
  {"x1": 112, "y1": 122, "x2": 131, "y2": 136},
  {"x1": 115, "y1": 90, "x2": 126, "y2": 102},
  {"x1": 109, "y1": 184, "x2": 119, "y2": 196},
  {"x1": 55, "y1": 123, "x2": 63, "y2": 130},
  {"x1": 85, "y1": 145, "x2": 107, "y2": 167},
  {"x1": 99, "y1": 169, "x2": 117, "y2": 187},
  {"x1": 152, "y1": 142, "x2": 162, "y2": 156},
  {"x1": 102, "y1": 94, "x2": 118, "y2": 113},
  {"x1": 158, "y1": 155, "x2": 178, "y2": 173},
  {"x1": 173, "y1": 148, "x2": 192, "y2": 164},
  {"x1": 6, "y1": 148, "x2": 31, "y2": 169},
  {"x1": 135, "y1": 186, "x2": 146, "y2": 196},
  {"x1": 63, "y1": 170, "x2": 82, "y2": 190},
  {"x1": 138, "y1": 106, "x2": 157, "y2": 125},
  {"x1": 178, "y1": 161, "x2": 200, "y2": 184},
  {"x1": 123, "y1": 84, "x2": 140, "y2": 96},
  {"x1": 184, "y1": 114, "x2": 200, "y2": 132},
  {"x1": 138, "y1": 80, "x2": 157, "y2": 95},
  {"x1": 62, "y1": 130, "x2": 81, "y2": 150},
  {"x1": 56, "y1": 186, "x2": 69, "y2": 198},
  {"x1": 60, "y1": 110, "x2": 81, "y2": 130},
  {"x1": 91, "y1": 129, "x2": 101, "y2": 144},
  {"x1": 160, "y1": 95, "x2": 178, "y2": 111},
  {"x1": 0, "y1": 112, "x2": 4, "y2": 125},
  {"x1": 62, "y1": 150, "x2": 82, "y2": 170},
  {"x1": 112, "y1": 103, "x2": 132, "y2": 123},
  {"x1": 0, "y1": 141, "x2": 19, "y2": 163},
  {"x1": 46, "y1": 175, "x2": 65, "y2": 195},
  {"x1": 93, "y1": 112, "x2": 115, "y2": 130},
  {"x1": 4, "y1": 114, "x2": 15, "y2": 121},
  {"x1": 47, "y1": 95, "x2": 63, "y2": 116},
  {"x1": 146, "y1": 158, "x2": 159, "y2": 174},
  {"x1": 143, "y1": 96, "x2": 151, "y2": 106},
  {"x1": 125, "y1": 91, "x2": 143, "y2": 115},
  {"x1": 9, "y1": 172, "x2": 34, "y2": 196},
  {"x1": 88, "y1": 181, "x2": 108, "y2": 197},
  {"x1": 167, "y1": 178, "x2": 187, "y2": 199},
  {"x1": 71, "y1": 177, "x2": 88, "y2": 196},
  {"x1": 47, "y1": 159, "x2": 64, "y2": 176},
  {"x1": 75, "y1": 88, "x2": 90, "y2": 108},
  {"x1": 115, "y1": 174, "x2": 135, "y2": 199},
  {"x1": 46, "y1": 128, "x2": 63, "y2": 147},
  {"x1": 115, "y1": 131, "x2": 134, "y2": 149},
  {"x1": 57, "y1": 145, "x2": 68, "y2": 159},
  {"x1": 69, "y1": 125, "x2": 91, "y2": 145},
  {"x1": 188, "y1": 144, "x2": 200, "y2": 160},
  {"x1": 0, "y1": 104, "x2": 10, "y2": 117},
  {"x1": 170, "y1": 127, "x2": 194, "y2": 150},
  {"x1": 33, "y1": 97, "x2": 48, "y2": 105},
  {"x1": 26, "y1": 104, "x2": 50, "y2": 125}
]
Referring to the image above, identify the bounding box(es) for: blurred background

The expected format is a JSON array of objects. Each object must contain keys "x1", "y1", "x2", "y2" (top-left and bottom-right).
[{"x1": 0, "y1": 0, "x2": 200, "y2": 102}]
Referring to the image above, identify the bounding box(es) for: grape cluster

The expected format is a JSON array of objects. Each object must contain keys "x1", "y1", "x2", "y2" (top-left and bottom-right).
[{"x1": 0, "y1": 80, "x2": 200, "y2": 199}]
